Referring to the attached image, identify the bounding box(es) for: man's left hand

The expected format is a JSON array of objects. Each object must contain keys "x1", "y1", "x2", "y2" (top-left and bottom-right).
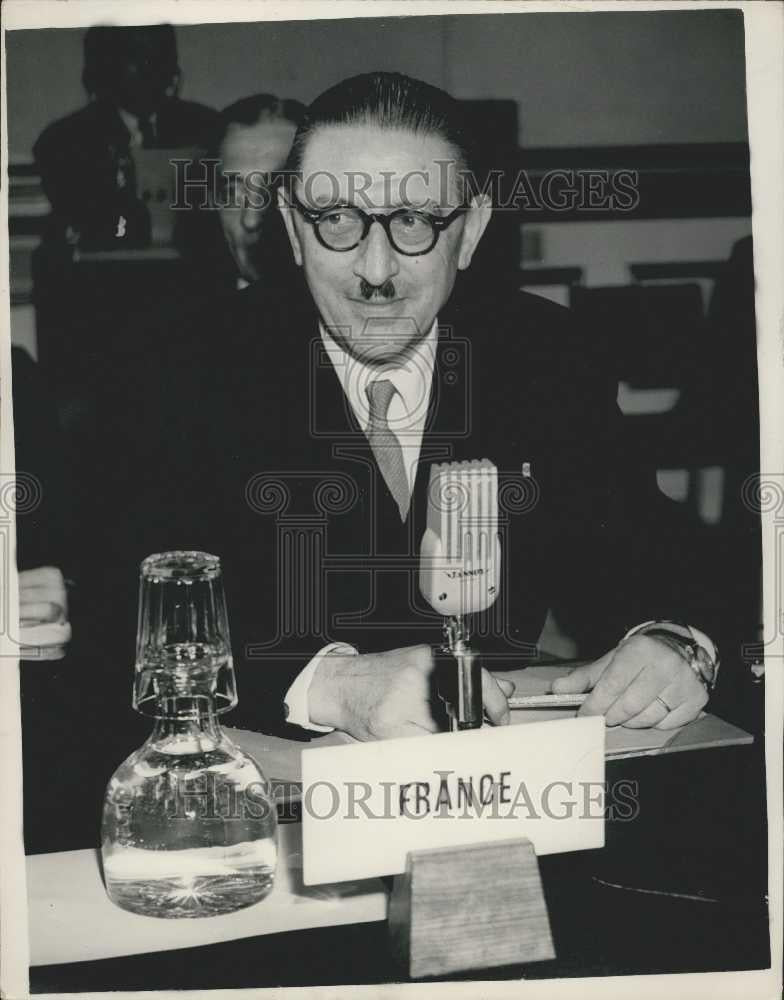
[
  {"x1": 550, "y1": 634, "x2": 708, "y2": 729},
  {"x1": 19, "y1": 566, "x2": 68, "y2": 625}
]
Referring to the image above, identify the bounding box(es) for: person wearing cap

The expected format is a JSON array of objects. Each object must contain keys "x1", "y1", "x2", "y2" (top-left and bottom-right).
[{"x1": 34, "y1": 23, "x2": 217, "y2": 248}]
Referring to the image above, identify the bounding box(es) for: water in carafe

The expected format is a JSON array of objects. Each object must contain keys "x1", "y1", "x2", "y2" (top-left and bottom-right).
[{"x1": 101, "y1": 552, "x2": 278, "y2": 918}]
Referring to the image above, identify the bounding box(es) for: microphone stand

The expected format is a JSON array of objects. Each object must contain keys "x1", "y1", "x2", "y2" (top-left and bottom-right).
[{"x1": 440, "y1": 614, "x2": 483, "y2": 731}]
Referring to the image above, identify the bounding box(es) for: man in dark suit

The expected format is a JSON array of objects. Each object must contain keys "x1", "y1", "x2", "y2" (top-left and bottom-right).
[
  {"x1": 93, "y1": 72, "x2": 720, "y2": 743},
  {"x1": 33, "y1": 24, "x2": 216, "y2": 249}
]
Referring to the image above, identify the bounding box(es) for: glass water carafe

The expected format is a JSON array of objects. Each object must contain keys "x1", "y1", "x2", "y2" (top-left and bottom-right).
[{"x1": 101, "y1": 551, "x2": 277, "y2": 918}]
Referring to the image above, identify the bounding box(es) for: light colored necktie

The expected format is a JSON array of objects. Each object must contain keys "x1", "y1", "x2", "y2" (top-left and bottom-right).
[{"x1": 366, "y1": 379, "x2": 410, "y2": 522}]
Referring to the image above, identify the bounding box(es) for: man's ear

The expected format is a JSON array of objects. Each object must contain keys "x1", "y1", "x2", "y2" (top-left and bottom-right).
[
  {"x1": 457, "y1": 193, "x2": 492, "y2": 271},
  {"x1": 278, "y1": 187, "x2": 303, "y2": 266}
]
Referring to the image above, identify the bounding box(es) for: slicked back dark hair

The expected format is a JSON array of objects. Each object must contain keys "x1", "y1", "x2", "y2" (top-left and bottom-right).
[{"x1": 286, "y1": 71, "x2": 475, "y2": 182}]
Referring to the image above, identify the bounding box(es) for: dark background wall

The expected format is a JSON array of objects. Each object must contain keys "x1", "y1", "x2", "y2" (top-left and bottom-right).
[{"x1": 6, "y1": 10, "x2": 747, "y2": 162}]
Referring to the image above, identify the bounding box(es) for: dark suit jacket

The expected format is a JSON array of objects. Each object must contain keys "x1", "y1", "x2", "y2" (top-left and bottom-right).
[
  {"x1": 174, "y1": 195, "x2": 304, "y2": 302},
  {"x1": 84, "y1": 276, "x2": 723, "y2": 737},
  {"x1": 34, "y1": 97, "x2": 217, "y2": 247},
  {"x1": 11, "y1": 348, "x2": 70, "y2": 573}
]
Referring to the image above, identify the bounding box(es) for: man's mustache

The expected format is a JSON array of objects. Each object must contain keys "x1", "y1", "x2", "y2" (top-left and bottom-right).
[{"x1": 359, "y1": 279, "x2": 397, "y2": 301}]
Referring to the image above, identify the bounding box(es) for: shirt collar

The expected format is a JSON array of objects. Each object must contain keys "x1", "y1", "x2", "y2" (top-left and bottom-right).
[
  {"x1": 320, "y1": 319, "x2": 438, "y2": 431},
  {"x1": 117, "y1": 108, "x2": 157, "y2": 146}
]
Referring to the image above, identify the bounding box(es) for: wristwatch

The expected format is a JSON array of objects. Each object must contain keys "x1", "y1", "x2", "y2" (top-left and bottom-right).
[{"x1": 623, "y1": 620, "x2": 719, "y2": 691}]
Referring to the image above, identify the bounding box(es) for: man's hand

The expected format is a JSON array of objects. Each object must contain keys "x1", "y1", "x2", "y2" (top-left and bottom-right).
[
  {"x1": 308, "y1": 644, "x2": 514, "y2": 740},
  {"x1": 551, "y1": 634, "x2": 708, "y2": 729},
  {"x1": 19, "y1": 566, "x2": 68, "y2": 625},
  {"x1": 18, "y1": 566, "x2": 71, "y2": 660}
]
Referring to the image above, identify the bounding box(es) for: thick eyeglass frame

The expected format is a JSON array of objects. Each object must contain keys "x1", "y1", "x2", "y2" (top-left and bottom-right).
[{"x1": 286, "y1": 189, "x2": 469, "y2": 256}]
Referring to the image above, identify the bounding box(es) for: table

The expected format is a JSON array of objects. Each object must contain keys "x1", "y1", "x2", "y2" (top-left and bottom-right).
[
  {"x1": 28, "y1": 823, "x2": 387, "y2": 967},
  {"x1": 22, "y1": 665, "x2": 770, "y2": 990}
]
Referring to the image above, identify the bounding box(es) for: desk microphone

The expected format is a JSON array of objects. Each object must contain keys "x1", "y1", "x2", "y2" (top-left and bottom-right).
[{"x1": 419, "y1": 460, "x2": 501, "y2": 730}]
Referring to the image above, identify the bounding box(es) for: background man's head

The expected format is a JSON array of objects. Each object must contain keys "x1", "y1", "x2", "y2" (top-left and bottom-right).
[
  {"x1": 82, "y1": 24, "x2": 179, "y2": 118},
  {"x1": 279, "y1": 72, "x2": 491, "y2": 366},
  {"x1": 212, "y1": 94, "x2": 305, "y2": 283}
]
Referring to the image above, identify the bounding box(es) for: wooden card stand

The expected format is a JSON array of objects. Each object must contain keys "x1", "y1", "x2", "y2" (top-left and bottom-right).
[{"x1": 388, "y1": 837, "x2": 555, "y2": 979}]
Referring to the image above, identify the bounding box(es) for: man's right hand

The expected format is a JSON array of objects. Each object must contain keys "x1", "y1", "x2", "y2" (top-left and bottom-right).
[{"x1": 307, "y1": 644, "x2": 513, "y2": 741}]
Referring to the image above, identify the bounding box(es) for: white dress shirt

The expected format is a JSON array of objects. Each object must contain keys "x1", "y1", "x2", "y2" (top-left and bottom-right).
[
  {"x1": 117, "y1": 108, "x2": 157, "y2": 149},
  {"x1": 320, "y1": 320, "x2": 438, "y2": 489},
  {"x1": 283, "y1": 320, "x2": 438, "y2": 731}
]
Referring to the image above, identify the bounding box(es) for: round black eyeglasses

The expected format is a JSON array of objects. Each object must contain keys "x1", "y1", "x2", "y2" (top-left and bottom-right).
[{"x1": 287, "y1": 191, "x2": 468, "y2": 256}]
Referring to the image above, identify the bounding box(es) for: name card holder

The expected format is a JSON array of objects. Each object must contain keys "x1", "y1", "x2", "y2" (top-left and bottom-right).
[{"x1": 388, "y1": 837, "x2": 555, "y2": 979}]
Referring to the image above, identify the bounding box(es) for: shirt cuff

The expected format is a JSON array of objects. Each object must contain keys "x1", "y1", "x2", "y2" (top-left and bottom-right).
[
  {"x1": 623, "y1": 621, "x2": 717, "y2": 660},
  {"x1": 623, "y1": 620, "x2": 719, "y2": 688},
  {"x1": 283, "y1": 642, "x2": 358, "y2": 732}
]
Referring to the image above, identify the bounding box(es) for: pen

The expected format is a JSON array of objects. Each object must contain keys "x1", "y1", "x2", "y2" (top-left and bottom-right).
[{"x1": 508, "y1": 693, "x2": 588, "y2": 709}]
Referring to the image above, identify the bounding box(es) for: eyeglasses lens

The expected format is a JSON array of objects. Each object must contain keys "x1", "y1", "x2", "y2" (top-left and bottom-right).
[{"x1": 317, "y1": 209, "x2": 435, "y2": 253}]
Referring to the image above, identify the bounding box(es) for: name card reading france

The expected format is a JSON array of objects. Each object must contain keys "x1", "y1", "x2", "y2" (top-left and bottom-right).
[
  {"x1": 398, "y1": 770, "x2": 513, "y2": 817},
  {"x1": 301, "y1": 715, "x2": 605, "y2": 885}
]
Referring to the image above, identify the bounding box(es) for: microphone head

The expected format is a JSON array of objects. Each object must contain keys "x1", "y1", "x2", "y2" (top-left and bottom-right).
[{"x1": 419, "y1": 459, "x2": 501, "y2": 618}]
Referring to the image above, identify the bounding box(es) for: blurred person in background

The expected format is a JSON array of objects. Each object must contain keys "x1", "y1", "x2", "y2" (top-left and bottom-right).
[
  {"x1": 34, "y1": 23, "x2": 217, "y2": 250},
  {"x1": 31, "y1": 24, "x2": 218, "y2": 455},
  {"x1": 179, "y1": 94, "x2": 306, "y2": 294}
]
